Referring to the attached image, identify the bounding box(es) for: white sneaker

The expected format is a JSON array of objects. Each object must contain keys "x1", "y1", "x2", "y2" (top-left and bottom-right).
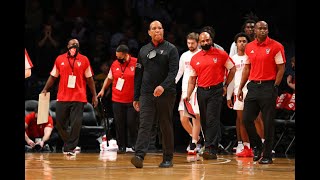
[
  {"x1": 186, "y1": 144, "x2": 191, "y2": 151},
  {"x1": 99, "y1": 151, "x2": 117, "y2": 161},
  {"x1": 105, "y1": 139, "x2": 119, "y2": 152},
  {"x1": 236, "y1": 143, "x2": 244, "y2": 154},
  {"x1": 63, "y1": 146, "x2": 81, "y2": 155},
  {"x1": 126, "y1": 147, "x2": 135, "y2": 153},
  {"x1": 74, "y1": 146, "x2": 81, "y2": 154}
]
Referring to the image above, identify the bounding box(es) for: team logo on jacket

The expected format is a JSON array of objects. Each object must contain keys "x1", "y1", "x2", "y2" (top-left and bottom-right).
[
  {"x1": 130, "y1": 66, "x2": 135, "y2": 71},
  {"x1": 213, "y1": 58, "x2": 217, "y2": 63},
  {"x1": 160, "y1": 50, "x2": 164, "y2": 54},
  {"x1": 77, "y1": 62, "x2": 81, "y2": 66},
  {"x1": 266, "y1": 48, "x2": 270, "y2": 54}
]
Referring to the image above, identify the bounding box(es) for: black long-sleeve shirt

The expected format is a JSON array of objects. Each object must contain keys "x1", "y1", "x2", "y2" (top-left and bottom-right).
[{"x1": 134, "y1": 40, "x2": 179, "y2": 101}]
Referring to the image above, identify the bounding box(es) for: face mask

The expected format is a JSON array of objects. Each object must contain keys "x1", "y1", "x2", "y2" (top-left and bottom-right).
[
  {"x1": 201, "y1": 44, "x2": 211, "y2": 51},
  {"x1": 68, "y1": 44, "x2": 79, "y2": 57},
  {"x1": 117, "y1": 58, "x2": 125, "y2": 64}
]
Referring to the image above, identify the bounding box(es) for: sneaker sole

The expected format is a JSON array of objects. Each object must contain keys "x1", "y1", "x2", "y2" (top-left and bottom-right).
[
  {"x1": 66, "y1": 152, "x2": 76, "y2": 156},
  {"x1": 187, "y1": 150, "x2": 197, "y2": 155}
]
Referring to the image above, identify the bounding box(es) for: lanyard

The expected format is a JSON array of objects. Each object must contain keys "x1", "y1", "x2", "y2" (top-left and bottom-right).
[
  {"x1": 120, "y1": 59, "x2": 131, "y2": 77},
  {"x1": 67, "y1": 57, "x2": 76, "y2": 74}
]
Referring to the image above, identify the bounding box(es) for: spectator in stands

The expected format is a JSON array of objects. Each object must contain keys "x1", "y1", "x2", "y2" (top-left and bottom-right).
[
  {"x1": 25, "y1": 106, "x2": 56, "y2": 152},
  {"x1": 35, "y1": 23, "x2": 61, "y2": 78}
]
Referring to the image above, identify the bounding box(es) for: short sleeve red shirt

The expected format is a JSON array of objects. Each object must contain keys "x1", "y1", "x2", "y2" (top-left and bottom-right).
[
  {"x1": 245, "y1": 37, "x2": 286, "y2": 81},
  {"x1": 190, "y1": 47, "x2": 234, "y2": 87},
  {"x1": 25, "y1": 112, "x2": 54, "y2": 138},
  {"x1": 50, "y1": 53, "x2": 94, "y2": 102},
  {"x1": 109, "y1": 56, "x2": 137, "y2": 103}
]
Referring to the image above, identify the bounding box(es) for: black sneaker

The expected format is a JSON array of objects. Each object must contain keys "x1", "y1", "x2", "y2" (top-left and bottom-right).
[
  {"x1": 217, "y1": 144, "x2": 231, "y2": 155},
  {"x1": 253, "y1": 146, "x2": 262, "y2": 161}
]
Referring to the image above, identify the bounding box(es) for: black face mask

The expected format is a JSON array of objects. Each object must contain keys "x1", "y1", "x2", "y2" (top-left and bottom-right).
[
  {"x1": 201, "y1": 44, "x2": 211, "y2": 51},
  {"x1": 68, "y1": 44, "x2": 79, "y2": 57},
  {"x1": 117, "y1": 58, "x2": 125, "y2": 64}
]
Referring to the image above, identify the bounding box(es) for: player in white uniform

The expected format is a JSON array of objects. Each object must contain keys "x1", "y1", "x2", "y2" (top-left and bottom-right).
[
  {"x1": 227, "y1": 32, "x2": 254, "y2": 157},
  {"x1": 175, "y1": 32, "x2": 201, "y2": 155}
]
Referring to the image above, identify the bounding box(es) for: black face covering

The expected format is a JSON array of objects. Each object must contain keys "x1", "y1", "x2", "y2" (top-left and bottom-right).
[
  {"x1": 68, "y1": 44, "x2": 79, "y2": 57},
  {"x1": 201, "y1": 44, "x2": 211, "y2": 51},
  {"x1": 117, "y1": 58, "x2": 125, "y2": 64}
]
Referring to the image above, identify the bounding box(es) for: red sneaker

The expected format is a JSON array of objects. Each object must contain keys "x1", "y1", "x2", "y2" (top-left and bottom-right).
[{"x1": 236, "y1": 146, "x2": 253, "y2": 157}]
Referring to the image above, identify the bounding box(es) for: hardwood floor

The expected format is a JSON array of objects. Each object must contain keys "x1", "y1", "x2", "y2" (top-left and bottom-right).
[{"x1": 25, "y1": 152, "x2": 295, "y2": 180}]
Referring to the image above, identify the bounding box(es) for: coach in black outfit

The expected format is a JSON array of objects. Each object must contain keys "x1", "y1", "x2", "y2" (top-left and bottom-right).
[{"x1": 131, "y1": 20, "x2": 179, "y2": 168}]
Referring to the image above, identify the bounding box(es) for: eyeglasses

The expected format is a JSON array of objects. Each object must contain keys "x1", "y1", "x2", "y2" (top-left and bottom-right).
[{"x1": 147, "y1": 49, "x2": 157, "y2": 59}]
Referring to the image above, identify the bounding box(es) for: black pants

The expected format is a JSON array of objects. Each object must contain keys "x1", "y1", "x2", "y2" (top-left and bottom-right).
[
  {"x1": 197, "y1": 83, "x2": 223, "y2": 148},
  {"x1": 112, "y1": 101, "x2": 138, "y2": 148},
  {"x1": 135, "y1": 93, "x2": 176, "y2": 161},
  {"x1": 55, "y1": 101, "x2": 84, "y2": 151},
  {"x1": 243, "y1": 81, "x2": 278, "y2": 158}
]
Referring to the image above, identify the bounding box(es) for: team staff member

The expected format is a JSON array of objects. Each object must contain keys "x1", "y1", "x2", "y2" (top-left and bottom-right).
[
  {"x1": 237, "y1": 21, "x2": 285, "y2": 164},
  {"x1": 97, "y1": 44, "x2": 138, "y2": 154},
  {"x1": 41, "y1": 38, "x2": 98, "y2": 156},
  {"x1": 186, "y1": 32, "x2": 236, "y2": 160},
  {"x1": 131, "y1": 20, "x2": 179, "y2": 168},
  {"x1": 25, "y1": 106, "x2": 56, "y2": 152}
]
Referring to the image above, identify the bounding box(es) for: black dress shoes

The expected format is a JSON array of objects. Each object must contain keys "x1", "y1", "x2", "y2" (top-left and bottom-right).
[
  {"x1": 159, "y1": 160, "x2": 173, "y2": 168},
  {"x1": 253, "y1": 147, "x2": 262, "y2": 161},
  {"x1": 202, "y1": 146, "x2": 218, "y2": 160},
  {"x1": 131, "y1": 155, "x2": 144, "y2": 168},
  {"x1": 259, "y1": 157, "x2": 273, "y2": 164},
  {"x1": 202, "y1": 151, "x2": 217, "y2": 160}
]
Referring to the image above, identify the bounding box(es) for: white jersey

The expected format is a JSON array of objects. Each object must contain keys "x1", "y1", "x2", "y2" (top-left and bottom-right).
[
  {"x1": 226, "y1": 54, "x2": 249, "y2": 110},
  {"x1": 175, "y1": 49, "x2": 201, "y2": 91},
  {"x1": 229, "y1": 42, "x2": 237, "y2": 57},
  {"x1": 176, "y1": 48, "x2": 201, "y2": 114},
  {"x1": 227, "y1": 54, "x2": 248, "y2": 100}
]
